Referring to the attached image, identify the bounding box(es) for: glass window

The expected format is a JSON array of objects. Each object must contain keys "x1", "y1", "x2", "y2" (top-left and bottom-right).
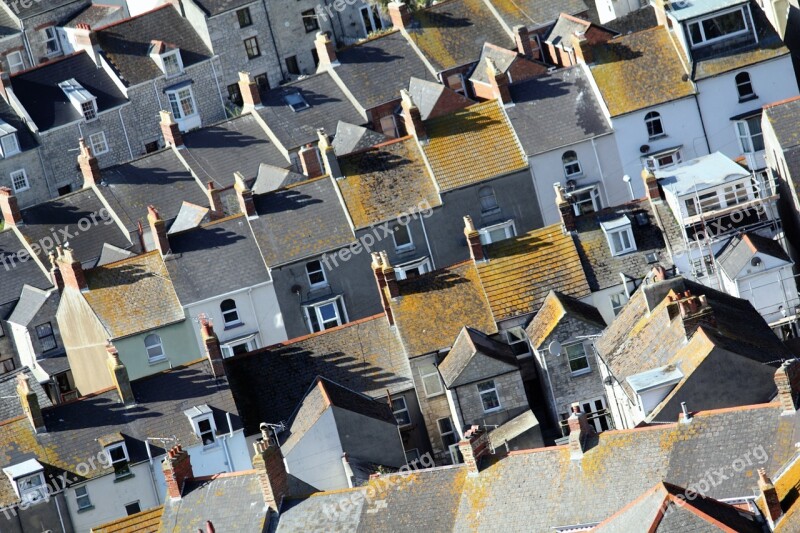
[
  {"x1": 562, "y1": 150, "x2": 582, "y2": 177},
  {"x1": 391, "y1": 397, "x2": 411, "y2": 426},
  {"x1": 571, "y1": 186, "x2": 602, "y2": 216},
  {"x1": 306, "y1": 260, "x2": 327, "y2": 288},
  {"x1": 244, "y1": 37, "x2": 260, "y2": 59},
  {"x1": 302, "y1": 9, "x2": 319, "y2": 32},
  {"x1": 43, "y1": 27, "x2": 60, "y2": 55},
  {"x1": 285, "y1": 56, "x2": 300, "y2": 75},
  {"x1": 479, "y1": 186, "x2": 499, "y2": 213},
  {"x1": 88, "y1": 132, "x2": 108, "y2": 155},
  {"x1": 18, "y1": 472, "x2": 46, "y2": 504},
  {"x1": 645, "y1": 111, "x2": 664, "y2": 138},
  {"x1": 237, "y1": 7, "x2": 252, "y2": 27},
  {"x1": 75, "y1": 485, "x2": 92, "y2": 509},
  {"x1": 359, "y1": 5, "x2": 384, "y2": 36},
  {"x1": 197, "y1": 417, "x2": 215, "y2": 445},
  {"x1": 82, "y1": 101, "x2": 97, "y2": 121},
  {"x1": 420, "y1": 361, "x2": 443, "y2": 396},
  {"x1": 393, "y1": 224, "x2": 413, "y2": 251},
  {"x1": 125, "y1": 501, "x2": 140, "y2": 515},
  {"x1": 478, "y1": 220, "x2": 515, "y2": 245},
  {"x1": 11, "y1": 169, "x2": 28, "y2": 192},
  {"x1": 685, "y1": 198, "x2": 698, "y2": 217},
  {"x1": 477, "y1": 380, "x2": 501, "y2": 412},
  {"x1": 144, "y1": 334, "x2": 165, "y2": 362},
  {"x1": 284, "y1": 92, "x2": 310, "y2": 111},
  {"x1": 698, "y1": 191, "x2": 721, "y2": 213},
  {"x1": 610, "y1": 291, "x2": 627, "y2": 316},
  {"x1": 163, "y1": 53, "x2": 181, "y2": 77},
  {"x1": 220, "y1": 299, "x2": 240, "y2": 326},
  {"x1": 6, "y1": 51, "x2": 23, "y2": 74},
  {"x1": 565, "y1": 342, "x2": 590, "y2": 374},
  {"x1": 505, "y1": 326, "x2": 530, "y2": 356},
  {"x1": 167, "y1": 88, "x2": 196, "y2": 120},
  {"x1": 395, "y1": 257, "x2": 432, "y2": 280},
  {"x1": 306, "y1": 297, "x2": 347, "y2": 333},
  {"x1": 0, "y1": 134, "x2": 18, "y2": 159},
  {"x1": 254, "y1": 73, "x2": 270, "y2": 93},
  {"x1": 724, "y1": 182, "x2": 748, "y2": 206},
  {"x1": 438, "y1": 417, "x2": 457, "y2": 448},
  {"x1": 688, "y1": 8, "x2": 748, "y2": 47},
  {"x1": 35, "y1": 322, "x2": 57, "y2": 352},
  {"x1": 107, "y1": 443, "x2": 131, "y2": 478},
  {"x1": 379, "y1": 114, "x2": 398, "y2": 137},
  {"x1": 736, "y1": 116, "x2": 764, "y2": 154},
  {"x1": 735, "y1": 72, "x2": 754, "y2": 100},
  {"x1": 608, "y1": 228, "x2": 635, "y2": 255}
]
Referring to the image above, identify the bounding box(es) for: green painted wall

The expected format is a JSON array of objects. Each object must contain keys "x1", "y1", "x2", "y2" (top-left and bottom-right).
[{"x1": 114, "y1": 320, "x2": 202, "y2": 381}]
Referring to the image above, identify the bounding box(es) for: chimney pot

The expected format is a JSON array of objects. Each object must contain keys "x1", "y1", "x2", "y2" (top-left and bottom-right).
[
  {"x1": 162, "y1": 445, "x2": 193, "y2": 499},
  {"x1": 0, "y1": 186, "x2": 22, "y2": 226},
  {"x1": 160, "y1": 110, "x2": 184, "y2": 148}
]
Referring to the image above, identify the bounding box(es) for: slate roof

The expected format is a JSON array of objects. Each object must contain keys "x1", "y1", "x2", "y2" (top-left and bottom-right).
[
  {"x1": 0, "y1": 367, "x2": 52, "y2": 423},
  {"x1": 575, "y1": 200, "x2": 669, "y2": 292},
  {"x1": 422, "y1": 100, "x2": 527, "y2": 191},
  {"x1": 6, "y1": 0, "x2": 83, "y2": 20},
  {"x1": 252, "y1": 165, "x2": 306, "y2": 195},
  {"x1": 224, "y1": 315, "x2": 412, "y2": 434},
  {"x1": 0, "y1": 95, "x2": 36, "y2": 151},
  {"x1": 248, "y1": 176, "x2": 355, "y2": 267},
  {"x1": 526, "y1": 290, "x2": 605, "y2": 349},
  {"x1": 182, "y1": 114, "x2": 289, "y2": 187},
  {"x1": 407, "y1": 77, "x2": 473, "y2": 121},
  {"x1": 65, "y1": 4, "x2": 122, "y2": 28},
  {"x1": 506, "y1": 65, "x2": 612, "y2": 156},
  {"x1": 83, "y1": 250, "x2": 185, "y2": 338},
  {"x1": 0, "y1": 5, "x2": 17, "y2": 37},
  {"x1": 17, "y1": 187, "x2": 134, "y2": 266},
  {"x1": 7, "y1": 284, "x2": 50, "y2": 326},
  {"x1": 439, "y1": 326, "x2": 518, "y2": 388},
  {"x1": 589, "y1": 26, "x2": 695, "y2": 117},
  {"x1": 10, "y1": 52, "x2": 128, "y2": 132},
  {"x1": 96, "y1": 5, "x2": 213, "y2": 86},
  {"x1": 331, "y1": 121, "x2": 389, "y2": 156},
  {"x1": 100, "y1": 148, "x2": 210, "y2": 228},
  {"x1": 189, "y1": 0, "x2": 255, "y2": 17},
  {"x1": 333, "y1": 30, "x2": 436, "y2": 110},
  {"x1": 257, "y1": 72, "x2": 365, "y2": 151},
  {"x1": 601, "y1": 5, "x2": 658, "y2": 34},
  {"x1": 159, "y1": 472, "x2": 269, "y2": 533},
  {"x1": 0, "y1": 359, "x2": 240, "y2": 506},
  {"x1": 765, "y1": 95, "x2": 800, "y2": 149},
  {"x1": 476, "y1": 224, "x2": 591, "y2": 321},
  {"x1": 388, "y1": 261, "x2": 497, "y2": 356},
  {"x1": 167, "y1": 203, "x2": 209, "y2": 235},
  {"x1": 404, "y1": 0, "x2": 514, "y2": 72},
  {"x1": 164, "y1": 215, "x2": 270, "y2": 305},
  {"x1": 92, "y1": 506, "x2": 163, "y2": 533},
  {"x1": 487, "y1": 0, "x2": 594, "y2": 28},
  {"x1": 717, "y1": 233, "x2": 791, "y2": 280},
  {"x1": 0, "y1": 229, "x2": 52, "y2": 306},
  {"x1": 545, "y1": 13, "x2": 601, "y2": 49},
  {"x1": 337, "y1": 136, "x2": 441, "y2": 229}
]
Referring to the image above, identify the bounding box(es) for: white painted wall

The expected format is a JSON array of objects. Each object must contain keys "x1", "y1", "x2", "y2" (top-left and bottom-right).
[
  {"x1": 594, "y1": 0, "x2": 646, "y2": 24},
  {"x1": 581, "y1": 282, "x2": 634, "y2": 326},
  {"x1": 8, "y1": 323, "x2": 47, "y2": 383},
  {"x1": 127, "y1": 0, "x2": 165, "y2": 16},
  {"x1": 283, "y1": 408, "x2": 346, "y2": 491}
]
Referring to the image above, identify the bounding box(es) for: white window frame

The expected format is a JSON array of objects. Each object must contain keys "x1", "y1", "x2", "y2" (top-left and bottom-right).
[
  {"x1": 735, "y1": 115, "x2": 764, "y2": 154},
  {"x1": 395, "y1": 256, "x2": 432, "y2": 280},
  {"x1": 284, "y1": 92, "x2": 310, "y2": 112},
  {"x1": 306, "y1": 259, "x2": 328, "y2": 289},
  {"x1": 220, "y1": 335, "x2": 258, "y2": 358},
  {"x1": 81, "y1": 100, "x2": 97, "y2": 122},
  {"x1": 144, "y1": 333, "x2": 166, "y2": 363},
  {"x1": 477, "y1": 379, "x2": 501, "y2": 413},
  {"x1": 220, "y1": 298, "x2": 241, "y2": 327},
  {"x1": 610, "y1": 291, "x2": 628, "y2": 316},
  {"x1": 304, "y1": 296, "x2": 347, "y2": 333},
  {"x1": 697, "y1": 190, "x2": 721, "y2": 213},
  {"x1": 161, "y1": 50, "x2": 183, "y2": 77},
  {"x1": 379, "y1": 114, "x2": 399, "y2": 138},
  {"x1": 391, "y1": 396, "x2": 411, "y2": 426},
  {"x1": 478, "y1": 220, "x2": 516, "y2": 245},
  {"x1": 565, "y1": 342, "x2": 590, "y2": 375},
  {"x1": 75, "y1": 485, "x2": 92, "y2": 510},
  {"x1": 570, "y1": 185, "x2": 602, "y2": 216},
  {"x1": 10, "y1": 169, "x2": 28, "y2": 192},
  {"x1": 644, "y1": 111, "x2": 664, "y2": 139},
  {"x1": 6, "y1": 51, "x2": 23, "y2": 74},
  {"x1": 88, "y1": 131, "x2": 108, "y2": 155},
  {"x1": 562, "y1": 150, "x2": 582, "y2": 177},
  {"x1": 0, "y1": 133, "x2": 19, "y2": 157},
  {"x1": 43, "y1": 26, "x2": 61, "y2": 56},
  {"x1": 166, "y1": 86, "x2": 198, "y2": 120},
  {"x1": 17, "y1": 472, "x2": 47, "y2": 504},
  {"x1": 686, "y1": 6, "x2": 749, "y2": 49},
  {"x1": 392, "y1": 224, "x2": 413, "y2": 252},
  {"x1": 359, "y1": 4, "x2": 385, "y2": 37},
  {"x1": 437, "y1": 417, "x2": 457, "y2": 449},
  {"x1": 195, "y1": 415, "x2": 217, "y2": 446},
  {"x1": 723, "y1": 182, "x2": 748, "y2": 207},
  {"x1": 607, "y1": 227, "x2": 635, "y2": 255},
  {"x1": 419, "y1": 361, "x2": 444, "y2": 397},
  {"x1": 106, "y1": 442, "x2": 131, "y2": 478}
]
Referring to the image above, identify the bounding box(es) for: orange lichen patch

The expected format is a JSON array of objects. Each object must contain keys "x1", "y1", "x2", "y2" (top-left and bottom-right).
[
  {"x1": 525, "y1": 292, "x2": 567, "y2": 348},
  {"x1": 338, "y1": 137, "x2": 442, "y2": 229},
  {"x1": 775, "y1": 456, "x2": 800, "y2": 503},
  {"x1": 590, "y1": 26, "x2": 695, "y2": 117},
  {"x1": 477, "y1": 225, "x2": 590, "y2": 321},
  {"x1": 92, "y1": 505, "x2": 163, "y2": 533},
  {"x1": 422, "y1": 100, "x2": 527, "y2": 192}
]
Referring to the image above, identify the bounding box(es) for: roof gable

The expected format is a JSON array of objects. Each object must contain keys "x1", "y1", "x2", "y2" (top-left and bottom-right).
[
  {"x1": 525, "y1": 290, "x2": 605, "y2": 349},
  {"x1": 439, "y1": 327, "x2": 518, "y2": 387},
  {"x1": 408, "y1": 77, "x2": 474, "y2": 121}
]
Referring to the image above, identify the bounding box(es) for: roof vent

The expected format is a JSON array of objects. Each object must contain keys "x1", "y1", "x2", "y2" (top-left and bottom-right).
[
  {"x1": 751, "y1": 256, "x2": 762, "y2": 267},
  {"x1": 640, "y1": 144, "x2": 650, "y2": 154}
]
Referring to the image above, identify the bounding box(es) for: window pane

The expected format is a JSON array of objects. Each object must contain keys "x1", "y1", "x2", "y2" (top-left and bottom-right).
[
  {"x1": 393, "y1": 225, "x2": 412, "y2": 248},
  {"x1": 702, "y1": 10, "x2": 746, "y2": 40}
]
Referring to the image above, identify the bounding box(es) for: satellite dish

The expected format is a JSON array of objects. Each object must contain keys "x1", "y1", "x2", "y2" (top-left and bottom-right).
[
  {"x1": 751, "y1": 256, "x2": 762, "y2": 267},
  {"x1": 548, "y1": 340, "x2": 562, "y2": 357}
]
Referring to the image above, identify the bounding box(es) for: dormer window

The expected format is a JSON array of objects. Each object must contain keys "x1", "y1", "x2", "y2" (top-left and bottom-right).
[
  {"x1": 686, "y1": 7, "x2": 749, "y2": 49},
  {"x1": 59, "y1": 79, "x2": 98, "y2": 122},
  {"x1": 162, "y1": 52, "x2": 183, "y2": 77},
  {"x1": 284, "y1": 92, "x2": 310, "y2": 112},
  {"x1": 150, "y1": 41, "x2": 184, "y2": 78},
  {"x1": 601, "y1": 215, "x2": 637, "y2": 256},
  {"x1": 4, "y1": 459, "x2": 46, "y2": 505},
  {"x1": 0, "y1": 120, "x2": 20, "y2": 158},
  {"x1": 185, "y1": 405, "x2": 217, "y2": 447},
  {"x1": 99, "y1": 433, "x2": 131, "y2": 479}
]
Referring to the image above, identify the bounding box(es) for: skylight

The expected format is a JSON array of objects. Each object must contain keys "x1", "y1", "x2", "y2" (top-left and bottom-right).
[{"x1": 284, "y1": 92, "x2": 310, "y2": 112}]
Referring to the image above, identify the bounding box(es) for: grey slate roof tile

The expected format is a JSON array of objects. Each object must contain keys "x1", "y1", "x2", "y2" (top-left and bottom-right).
[
  {"x1": 0, "y1": 367, "x2": 52, "y2": 422},
  {"x1": 6, "y1": 0, "x2": 84, "y2": 20},
  {"x1": 252, "y1": 164, "x2": 306, "y2": 194},
  {"x1": 0, "y1": 229, "x2": 52, "y2": 306},
  {"x1": 7, "y1": 284, "x2": 50, "y2": 326},
  {"x1": 439, "y1": 326, "x2": 517, "y2": 388},
  {"x1": 331, "y1": 121, "x2": 388, "y2": 156},
  {"x1": 717, "y1": 233, "x2": 791, "y2": 280}
]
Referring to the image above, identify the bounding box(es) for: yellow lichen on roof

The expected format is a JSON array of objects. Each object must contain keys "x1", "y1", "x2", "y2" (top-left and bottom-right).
[
  {"x1": 476, "y1": 225, "x2": 590, "y2": 321},
  {"x1": 525, "y1": 291, "x2": 567, "y2": 348},
  {"x1": 338, "y1": 137, "x2": 442, "y2": 229},
  {"x1": 92, "y1": 505, "x2": 163, "y2": 533},
  {"x1": 390, "y1": 261, "x2": 497, "y2": 356},
  {"x1": 84, "y1": 251, "x2": 185, "y2": 338},
  {"x1": 423, "y1": 100, "x2": 527, "y2": 192},
  {"x1": 589, "y1": 26, "x2": 695, "y2": 117}
]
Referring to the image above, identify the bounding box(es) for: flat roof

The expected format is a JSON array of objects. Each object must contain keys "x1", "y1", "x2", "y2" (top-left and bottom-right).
[
  {"x1": 3, "y1": 459, "x2": 43, "y2": 480},
  {"x1": 627, "y1": 364, "x2": 684, "y2": 393},
  {"x1": 655, "y1": 152, "x2": 750, "y2": 196},
  {"x1": 666, "y1": 0, "x2": 749, "y2": 21}
]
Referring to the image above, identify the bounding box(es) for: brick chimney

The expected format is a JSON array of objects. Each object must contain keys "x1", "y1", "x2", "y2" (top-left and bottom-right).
[
  {"x1": 56, "y1": 246, "x2": 88, "y2": 291},
  {"x1": 758, "y1": 468, "x2": 782, "y2": 526},
  {"x1": 0, "y1": 187, "x2": 22, "y2": 226},
  {"x1": 147, "y1": 205, "x2": 170, "y2": 256},
  {"x1": 72, "y1": 24, "x2": 101, "y2": 66},
  {"x1": 775, "y1": 359, "x2": 800, "y2": 413},
  {"x1": 570, "y1": 32, "x2": 593, "y2": 64},
  {"x1": 162, "y1": 445, "x2": 194, "y2": 499},
  {"x1": 513, "y1": 25, "x2": 533, "y2": 57},
  {"x1": 238, "y1": 71, "x2": 262, "y2": 110},
  {"x1": 234, "y1": 172, "x2": 256, "y2": 218},
  {"x1": 77, "y1": 137, "x2": 102, "y2": 188},
  {"x1": 401, "y1": 89, "x2": 426, "y2": 142},
  {"x1": 670, "y1": 291, "x2": 716, "y2": 335},
  {"x1": 48, "y1": 252, "x2": 64, "y2": 292},
  {"x1": 463, "y1": 216, "x2": 485, "y2": 262},
  {"x1": 252, "y1": 424, "x2": 289, "y2": 512},
  {"x1": 106, "y1": 342, "x2": 135, "y2": 405},
  {"x1": 160, "y1": 110, "x2": 183, "y2": 148},
  {"x1": 457, "y1": 426, "x2": 490, "y2": 475},
  {"x1": 380, "y1": 251, "x2": 400, "y2": 299},
  {"x1": 317, "y1": 128, "x2": 341, "y2": 179},
  {"x1": 554, "y1": 183, "x2": 576, "y2": 232},
  {"x1": 314, "y1": 31, "x2": 338, "y2": 68},
  {"x1": 206, "y1": 181, "x2": 223, "y2": 220},
  {"x1": 199, "y1": 317, "x2": 225, "y2": 378},
  {"x1": 298, "y1": 144, "x2": 323, "y2": 178},
  {"x1": 371, "y1": 252, "x2": 394, "y2": 325},
  {"x1": 16, "y1": 373, "x2": 45, "y2": 433},
  {"x1": 567, "y1": 403, "x2": 594, "y2": 460},
  {"x1": 388, "y1": 1, "x2": 412, "y2": 30},
  {"x1": 642, "y1": 168, "x2": 663, "y2": 202},
  {"x1": 486, "y1": 58, "x2": 511, "y2": 105}
]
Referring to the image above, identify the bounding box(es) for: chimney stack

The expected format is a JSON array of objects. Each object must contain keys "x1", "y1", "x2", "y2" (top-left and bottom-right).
[
  {"x1": 0, "y1": 187, "x2": 22, "y2": 227},
  {"x1": 463, "y1": 216, "x2": 485, "y2": 262},
  {"x1": 206, "y1": 181, "x2": 223, "y2": 220},
  {"x1": 775, "y1": 359, "x2": 800, "y2": 413},
  {"x1": 72, "y1": 24, "x2": 101, "y2": 66},
  {"x1": 554, "y1": 183, "x2": 576, "y2": 233},
  {"x1": 673, "y1": 290, "x2": 716, "y2": 334},
  {"x1": 317, "y1": 128, "x2": 341, "y2": 179},
  {"x1": 238, "y1": 71, "x2": 262, "y2": 110},
  {"x1": 388, "y1": 1, "x2": 412, "y2": 30},
  {"x1": 567, "y1": 403, "x2": 594, "y2": 460},
  {"x1": 486, "y1": 58, "x2": 512, "y2": 105},
  {"x1": 570, "y1": 32, "x2": 593, "y2": 64},
  {"x1": 16, "y1": 373, "x2": 45, "y2": 433},
  {"x1": 106, "y1": 342, "x2": 135, "y2": 405},
  {"x1": 200, "y1": 317, "x2": 225, "y2": 378},
  {"x1": 400, "y1": 89, "x2": 426, "y2": 142},
  {"x1": 49, "y1": 252, "x2": 64, "y2": 293},
  {"x1": 147, "y1": 205, "x2": 171, "y2": 256},
  {"x1": 457, "y1": 426, "x2": 490, "y2": 475},
  {"x1": 371, "y1": 252, "x2": 394, "y2": 325},
  {"x1": 758, "y1": 468, "x2": 782, "y2": 526},
  {"x1": 78, "y1": 137, "x2": 102, "y2": 188},
  {"x1": 234, "y1": 172, "x2": 256, "y2": 218},
  {"x1": 642, "y1": 168, "x2": 662, "y2": 201},
  {"x1": 252, "y1": 424, "x2": 289, "y2": 512},
  {"x1": 314, "y1": 32, "x2": 338, "y2": 68},
  {"x1": 56, "y1": 246, "x2": 88, "y2": 292},
  {"x1": 160, "y1": 110, "x2": 184, "y2": 148},
  {"x1": 162, "y1": 445, "x2": 194, "y2": 500},
  {"x1": 380, "y1": 251, "x2": 400, "y2": 299},
  {"x1": 299, "y1": 144, "x2": 323, "y2": 178},
  {"x1": 513, "y1": 25, "x2": 533, "y2": 57}
]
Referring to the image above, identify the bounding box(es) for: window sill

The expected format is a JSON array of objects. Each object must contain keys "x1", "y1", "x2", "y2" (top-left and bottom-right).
[
  {"x1": 148, "y1": 357, "x2": 167, "y2": 366},
  {"x1": 395, "y1": 246, "x2": 415, "y2": 255},
  {"x1": 482, "y1": 407, "x2": 502, "y2": 414},
  {"x1": 571, "y1": 368, "x2": 592, "y2": 377},
  {"x1": 223, "y1": 321, "x2": 244, "y2": 331},
  {"x1": 738, "y1": 94, "x2": 758, "y2": 103},
  {"x1": 308, "y1": 283, "x2": 330, "y2": 292},
  {"x1": 648, "y1": 134, "x2": 667, "y2": 141},
  {"x1": 113, "y1": 473, "x2": 134, "y2": 483},
  {"x1": 424, "y1": 391, "x2": 445, "y2": 399},
  {"x1": 76, "y1": 505, "x2": 95, "y2": 514}
]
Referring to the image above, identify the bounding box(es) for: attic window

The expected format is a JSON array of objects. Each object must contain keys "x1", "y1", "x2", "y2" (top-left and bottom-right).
[
  {"x1": 600, "y1": 215, "x2": 637, "y2": 256},
  {"x1": 162, "y1": 51, "x2": 183, "y2": 77},
  {"x1": 478, "y1": 220, "x2": 516, "y2": 245},
  {"x1": 0, "y1": 120, "x2": 19, "y2": 158},
  {"x1": 687, "y1": 7, "x2": 749, "y2": 48},
  {"x1": 185, "y1": 405, "x2": 217, "y2": 447},
  {"x1": 59, "y1": 79, "x2": 98, "y2": 122},
  {"x1": 284, "y1": 92, "x2": 310, "y2": 112},
  {"x1": 3, "y1": 459, "x2": 46, "y2": 505},
  {"x1": 105, "y1": 442, "x2": 131, "y2": 478}
]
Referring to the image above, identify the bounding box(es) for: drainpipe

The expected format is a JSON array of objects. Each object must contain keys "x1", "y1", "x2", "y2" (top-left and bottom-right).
[
  {"x1": 118, "y1": 107, "x2": 134, "y2": 159},
  {"x1": 692, "y1": 94, "x2": 712, "y2": 155},
  {"x1": 145, "y1": 440, "x2": 162, "y2": 503},
  {"x1": 53, "y1": 493, "x2": 67, "y2": 533},
  {"x1": 261, "y1": 0, "x2": 285, "y2": 81},
  {"x1": 419, "y1": 217, "x2": 436, "y2": 270},
  {"x1": 221, "y1": 411, "x2": 235, "y2": 472}
]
